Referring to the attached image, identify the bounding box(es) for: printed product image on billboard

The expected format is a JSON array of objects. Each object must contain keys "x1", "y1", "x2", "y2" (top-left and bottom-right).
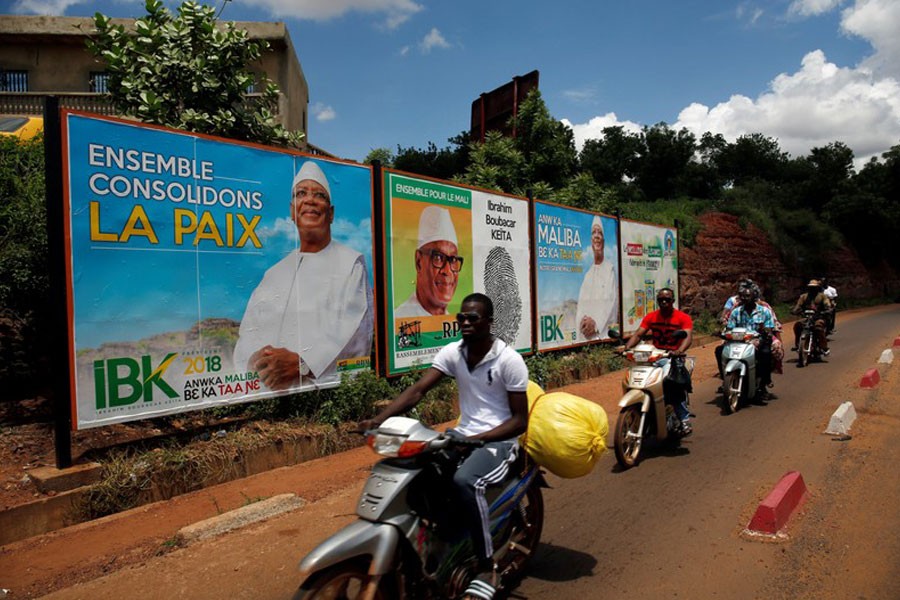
[
  {"x1": 619, "y1": 220, "x2": 678, "y2": 336},
  {"x1": 384, "y1": 172, "x2": 531, "y2": 374},
  {"x1": 534, "y1": 202, "x2": 619, "y2": 351},
  {"x1": 63, "y1": 112, "x2": 375, "y2": 428}
]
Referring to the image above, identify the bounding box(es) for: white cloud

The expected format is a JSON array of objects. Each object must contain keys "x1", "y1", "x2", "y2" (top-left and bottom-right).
[
  {"x1": 565, "y1": 0, "x2": 900, "y2": 168},
  {"x1": 242, "y1": 0, "x2": 423, "y2": 29},
  {"x1": 11, "y1": 0, "x2": 83, "y2": 14},
  {"x1": 311, "y1": 102, "x2": 337, "y2": 122},
  {"x1": 788, "y1": 0, "x2": 847, "y2": 17},
  {"x1": 560, "y1": 113, "x2": 643, "y2": 151},
  {"x1": 841, "y1": 0, "x2": 900, "y2": 80},
  {"x1": 419, "y1": 27, "x2": 450, "y2": 53},
  {"x1": 561, "y1": 87, "x2": 598, "y2": 104},
  {"x1": 673, "y1": 49, "x2": 900, "y2": 167}
]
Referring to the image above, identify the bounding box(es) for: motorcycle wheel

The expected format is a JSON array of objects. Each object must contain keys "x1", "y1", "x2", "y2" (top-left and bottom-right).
[
  {"x1": 723, "y1": 371, "x2": 741, "y2": 414},
  {"x1": 294, "y1": 561, "x2": 396, "y2": 600},
  {"x1": 614, "y1": 405, "x2": 644, "y2": 469},
  {"x1": 505, "y1": 484, "x2": 545, "y2": 574},
  {"x1": 797, "y1": 334, "x2": 809, "y2": 368}
]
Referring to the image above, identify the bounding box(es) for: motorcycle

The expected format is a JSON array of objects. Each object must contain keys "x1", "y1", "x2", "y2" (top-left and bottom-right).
[
  {"x1": 612, "y1": 331, "x2": 693, "y2": 469},
  {"x1": 796, "y1": 309, "x2": 823, "y2": 368},
  {"x1": 293, "y1": 416, "x2": 546, "y2": 600},
  {"x1": 719, "y1": 327, "x2": 771, "y2": 413}
]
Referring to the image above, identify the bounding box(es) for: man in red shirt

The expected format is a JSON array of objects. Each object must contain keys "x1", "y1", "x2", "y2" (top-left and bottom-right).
[{"x1": 621, "y1": 287, "x2": 694, "y2": 434}]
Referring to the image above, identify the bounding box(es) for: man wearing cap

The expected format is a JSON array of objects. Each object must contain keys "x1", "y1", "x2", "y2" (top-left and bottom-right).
[
  {"x1": 233, "y1": 160, "x2": 373, "y2": 390},
  {"x1": 575, "y1": 216, "x2": 618, "y2": 341},
  {"x1": 790, "y1": 279, "x2": 832, "y2": 356},
  {"x1": 394, "y1": 205, "x2": 464, "y2": 318}
]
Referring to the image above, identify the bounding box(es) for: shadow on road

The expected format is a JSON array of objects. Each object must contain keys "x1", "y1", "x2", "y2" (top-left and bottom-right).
[{"x1": 525, "y1": 542, "x2": 598, "y2": 582}]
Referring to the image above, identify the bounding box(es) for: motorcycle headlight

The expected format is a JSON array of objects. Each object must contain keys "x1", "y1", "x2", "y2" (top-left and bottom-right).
[
  {"x1": 633, "y1": 351, "x2": 650, "y2": 362},
  {"x1": 367, "y1": 433, "x2": 427, "y2": 457}
]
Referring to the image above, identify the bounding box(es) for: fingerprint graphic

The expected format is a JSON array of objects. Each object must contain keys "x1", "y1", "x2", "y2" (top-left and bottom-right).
[{"x1": 484, "y1": 246, "x2": 522, "y2": 345}]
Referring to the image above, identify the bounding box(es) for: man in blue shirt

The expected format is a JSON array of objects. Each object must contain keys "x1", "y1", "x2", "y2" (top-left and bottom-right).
[{"x1": 726, "y1": 286, "x2": 776, "y2": 392}]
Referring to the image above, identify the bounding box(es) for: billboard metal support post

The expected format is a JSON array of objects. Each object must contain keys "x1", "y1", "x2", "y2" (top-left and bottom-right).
[{"x1": 44, "y1": 96, "x2": 73, "y2": 468}]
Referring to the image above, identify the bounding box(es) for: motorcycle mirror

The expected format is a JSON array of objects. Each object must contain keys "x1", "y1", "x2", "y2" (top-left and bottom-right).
[{"x1": 607, "y1": 327, "x2": 621, "y2": 340}]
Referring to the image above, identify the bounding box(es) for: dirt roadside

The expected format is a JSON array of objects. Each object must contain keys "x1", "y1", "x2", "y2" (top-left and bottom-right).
[{"x1": 0, "y1": 307, "x2": 895, "y2": 599}]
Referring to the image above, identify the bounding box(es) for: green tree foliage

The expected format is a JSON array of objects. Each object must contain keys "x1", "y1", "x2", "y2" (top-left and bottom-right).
[
  {"x1": 86, "y1": 0, "x2": 304, "y2": 147},
  {"x1": 0, "y1": 135, "x2": 49, "y2": 397},
  {"x1": 393, "y1": 132, "x2": 471, "y2": 180},
  {"x1": 633, "y1": 123, "x2": 698, "y2": 201},
  {"x1": 363, "y1": 147, "x2": 395, "y2": 167},
  {"x1": 579, "y1": 126, "x2": 641, "y2": 186},
  {"x1": 455, "y1": 130, "x2": 528, "y2": 194},
  {"x1": 510, "y1": 89, "x2": 578, "y2": 189}
]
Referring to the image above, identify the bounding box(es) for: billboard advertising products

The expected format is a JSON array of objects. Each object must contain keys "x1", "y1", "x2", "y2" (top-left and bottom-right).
[
  {"x1": 62, "y1": 112, "x2": 375, "y2": 428},
  {"x1": 383, "y1": 171, "x2": 532, "y2": 375},
  {"x1": 534, "y1": 201, "x2": 619, "y2": 351},
  {"x1": 619, "y1": 219, "x2": 679, "y2": 336}
]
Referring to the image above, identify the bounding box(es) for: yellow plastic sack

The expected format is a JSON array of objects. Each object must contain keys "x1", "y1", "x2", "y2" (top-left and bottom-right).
[{"x1": 520, "y1": 382, "x2": 609, "y2": 478}]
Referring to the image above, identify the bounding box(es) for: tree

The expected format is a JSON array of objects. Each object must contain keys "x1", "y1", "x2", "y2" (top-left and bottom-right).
[
  {"x1": 716, "y1": 133, "x2": 788, "y2": 187},
  {"x1": 393, "y1": 132, "x2": 471, "y2": 180},
  {"x1": 364, "y1": 147, "x2": 395, "y2": 167},
  {"x1": 455, "y1": 131, "x2": 527, "y2": 194},
  {"x1": 510, "y1": 89, "x2": 578, "y2": 189},
  {"x1": 633, "y1": 124, "x2": 697, "y2": 201},
  {"x1": 579, "y1": 126, "x2": 642, "y2": 187},
  {"x1": 0, "y1": 136, "x2": 50, "y2": 396},
  {"x1": 86, "y1": 0, "x2": 303, "y2": 147}
]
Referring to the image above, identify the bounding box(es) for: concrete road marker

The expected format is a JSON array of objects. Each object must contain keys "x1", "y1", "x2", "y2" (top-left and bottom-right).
[
  {"x1": 893, "y1": 337, "x2": 900, "y2": 347},
  {"x1": 859, "y1": 368, "x2": 880, "y2": 388},
  {"x1": 878, "y1": 349, "x2": 894, "y2": 364},
  {"x1": 177, "y1": 493, "x2": 305, "y2": 544},
  {"x1": 746, "y1": 471, "x2": 808, "y2": 535},
  {"x1": 824, "y1": 401, "x2": 857, "y2": 436}
]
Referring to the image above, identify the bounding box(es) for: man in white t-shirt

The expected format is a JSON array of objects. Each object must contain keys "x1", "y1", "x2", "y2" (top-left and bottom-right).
[
  {"x1": 821, "y1": 276, "x2": 838, "y2": 333},
  {"x1": 358, "y1": 292, "x2": 528, "y2": 599}
]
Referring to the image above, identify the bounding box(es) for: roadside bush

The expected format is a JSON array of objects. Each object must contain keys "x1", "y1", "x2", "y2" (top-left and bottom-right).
[{"x1": 0, "y1": 135, "x2": 49, "y2": 400}]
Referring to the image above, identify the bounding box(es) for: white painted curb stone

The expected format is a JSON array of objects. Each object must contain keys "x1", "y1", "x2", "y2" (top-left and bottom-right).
[
  {"x1": 824, "y1": 401, "x2": 857, "y2": 436},
  {"x1": 878, "y1": 349, "x2": 894, "y2": 364},
  {"x1": 177, "y1": 493, "x2": 305, "y2": 543}
]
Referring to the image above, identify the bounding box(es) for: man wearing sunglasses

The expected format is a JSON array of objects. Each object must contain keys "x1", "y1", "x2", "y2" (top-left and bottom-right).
[
  {"x1": 395, "y1": 205, "x2": 464, "y2": 318},
  {"x1": 621, "y1": 287, "x2": 694, "y2": 434},
  {"x1": 359, "y1": 293, "x2": 528, "y2": 599}
]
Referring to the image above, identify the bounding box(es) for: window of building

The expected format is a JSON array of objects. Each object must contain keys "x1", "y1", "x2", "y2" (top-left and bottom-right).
[
  {"x1": 90, "y1": 72, "x2": 111, "y2": 93},
  {"x1": 0, "y1": 70, "x2": 29, "y2": 92}
]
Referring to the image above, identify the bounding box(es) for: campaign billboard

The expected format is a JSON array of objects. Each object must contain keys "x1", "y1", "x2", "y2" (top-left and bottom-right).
[
  {"x1": 619, "y1": 219, "x2": 679, "y2": 336},
  {"x1": 383, "y1": 171, "x2": 532, "y2": 374},
  {"x1": 62, "y1": 112, "x2": 375, "y2": 428},
  {"x1": 534, "y1": 201, "x2": 619, "y2": 351}
]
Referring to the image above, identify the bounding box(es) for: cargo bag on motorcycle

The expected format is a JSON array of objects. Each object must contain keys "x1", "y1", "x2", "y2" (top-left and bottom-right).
[{"x1": 520, "y1": 381, "x2": 609, "y2": 478}]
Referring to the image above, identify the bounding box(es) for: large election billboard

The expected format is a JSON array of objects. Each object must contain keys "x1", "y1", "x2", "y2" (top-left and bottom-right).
[
  {"x1": 534, "y1": 201, "x2": 619, "y2": 351},
  {"x1": 620, "y1": 219, "x2": 679, "y2": 336},
  {"x1": 383, "y1": 171, "x2": 531, "y2": 374},
  {"x1": 63, "y1": 112, "x2": 375, "y2": 428}
]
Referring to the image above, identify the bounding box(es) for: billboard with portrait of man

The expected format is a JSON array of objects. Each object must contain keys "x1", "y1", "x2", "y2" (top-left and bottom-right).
[
  {"x1": 383, "y1": 171, "x2": 532, "y2": 375},
  {"x1": 62, "y1": 112, "x2": 375, "y2": 428},
  {"x1": 534, "y1": 201, "x2": 619, "y2": 351}
]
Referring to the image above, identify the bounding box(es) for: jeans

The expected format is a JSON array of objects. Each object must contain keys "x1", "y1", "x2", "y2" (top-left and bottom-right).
[{"x1": 659, "y1": 357, "x2": 692, "y2": 422}]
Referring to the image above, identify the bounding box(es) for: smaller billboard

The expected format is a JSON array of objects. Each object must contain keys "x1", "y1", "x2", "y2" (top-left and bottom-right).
[
  {"x1": 620, "y1": 219, "x2": 679, "y2": 336},
  {"x1": 534, "y1": 201, "x2": 619, "y2": 351}
]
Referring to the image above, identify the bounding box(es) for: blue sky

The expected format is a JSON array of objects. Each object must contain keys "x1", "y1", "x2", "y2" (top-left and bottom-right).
[{"x1": 11, "y1": 0, "x2": 900, "y2": 168}]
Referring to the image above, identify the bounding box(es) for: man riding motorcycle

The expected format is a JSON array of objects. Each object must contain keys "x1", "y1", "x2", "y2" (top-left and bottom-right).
[
  {"x1": 620, "y1": 287, "x2": 694, "y2": 435},
  {"x1": 791, "y1": 279, "x2": 832, "y2": 356},
  {"x1": 725, "y1": 286, "x2": 777, "y2": 397},
  {"x1": 357, "y1": 292, "x2": 528, "y2": 600}
]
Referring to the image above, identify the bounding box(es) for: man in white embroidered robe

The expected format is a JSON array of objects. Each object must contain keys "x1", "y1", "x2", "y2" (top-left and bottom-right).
[{"x1": 575, "y1": 216, "x2": 618, "y2": 341}]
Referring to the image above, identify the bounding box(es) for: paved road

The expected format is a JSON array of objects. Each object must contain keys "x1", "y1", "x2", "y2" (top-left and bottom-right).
[{"x1": 13, "y1": 305, "x2": 900, "y2": 600}]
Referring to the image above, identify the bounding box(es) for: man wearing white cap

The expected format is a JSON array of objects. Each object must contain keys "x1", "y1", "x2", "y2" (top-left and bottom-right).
[
  {"x1": 394, "y1": 205, "x2": 463, "y2": 318},
  {"x1": 575, "y1": 216, "x2": 618, "y2": 341},
  {"x1": 233, "y1": 160, "x2": 373, "y2": 390}
]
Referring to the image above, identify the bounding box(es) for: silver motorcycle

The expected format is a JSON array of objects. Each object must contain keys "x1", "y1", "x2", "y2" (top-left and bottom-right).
[
  {"x1": 719, "y1": 327, "x2": 771, "y2": 413},
  {"x1": 293, "y1": 416, "x2": 546, "y2": 599}
]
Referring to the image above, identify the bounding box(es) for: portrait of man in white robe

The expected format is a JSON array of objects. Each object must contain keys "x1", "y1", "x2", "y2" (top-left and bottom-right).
[
  {"x1": 233, "y1": 160, "x2": 373, "y2": 391},
  {"x1": 575, "y1": 215, "x2": 619, "y2": 341}
]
